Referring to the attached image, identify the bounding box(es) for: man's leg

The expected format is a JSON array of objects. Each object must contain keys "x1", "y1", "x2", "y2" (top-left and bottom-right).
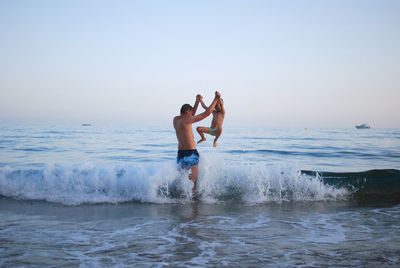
[
  {"x1": 189, "y1": 164, "x2": 198, "y2": 192},
  {"x1": 196, "y1": 127, "x2": 209, "y2": 144}
]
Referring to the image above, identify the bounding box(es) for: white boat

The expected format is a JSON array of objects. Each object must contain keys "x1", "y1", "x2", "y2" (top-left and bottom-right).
[{"x1": 355, "y1": 123, "x2": 370, "y2": 129}]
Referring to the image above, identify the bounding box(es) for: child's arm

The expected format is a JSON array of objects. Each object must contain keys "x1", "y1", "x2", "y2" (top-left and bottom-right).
[
  {"x1": 219, "y1": 99, "x2": 226, "y2": 115},
  {"x1": 200, "y1": 99, "x2": 209, "y2": 110},
  {"x1": 192, "y1": 96, "x2": 200, "y2": 115},
  {"x1": 191, "y1": 92, "x2": 221, "y2": 123}
]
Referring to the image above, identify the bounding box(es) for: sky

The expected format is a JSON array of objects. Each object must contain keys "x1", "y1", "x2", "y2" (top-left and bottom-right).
[{"x1": 1, "y1": 0, "x2": 399, "y2": 128}]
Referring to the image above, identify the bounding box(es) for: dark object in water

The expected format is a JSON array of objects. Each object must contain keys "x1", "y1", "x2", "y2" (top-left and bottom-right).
[
  {"x1": 355, "y1": 123, "x2": 370, "y2": 129},
  {"x1": 81, "y1": 123, "x2": 91, "y2": 126},
  {"x1": 302, "y1": 169, "x2": 400, "y2": 204}
]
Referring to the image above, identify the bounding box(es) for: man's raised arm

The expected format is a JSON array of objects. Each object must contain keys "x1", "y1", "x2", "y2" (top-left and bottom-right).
[{"x1": 191, "y1": 91, "x2": 221, "y2": 123}]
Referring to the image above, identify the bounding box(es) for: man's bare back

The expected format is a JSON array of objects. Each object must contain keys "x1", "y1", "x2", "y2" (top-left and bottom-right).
[{"x1": 173, "y1": 116, "x2": 197, "y2": 150}]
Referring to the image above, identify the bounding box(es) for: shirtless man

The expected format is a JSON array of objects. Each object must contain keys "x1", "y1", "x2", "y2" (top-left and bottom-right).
[
  {"x1": 196, "y1": 97, "x2": 225, "y2": 147},
  {"x1": 173, "y1": 91, "x2": 221, "y2": 191}
]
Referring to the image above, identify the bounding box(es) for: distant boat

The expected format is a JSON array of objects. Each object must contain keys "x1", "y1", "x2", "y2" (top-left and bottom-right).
[
  {"x1": 81, "y1": 123, "x2": 91, "y2": 126},
  {"x1": 355, "y1": 123, "x2": 370, "y2": 129}
]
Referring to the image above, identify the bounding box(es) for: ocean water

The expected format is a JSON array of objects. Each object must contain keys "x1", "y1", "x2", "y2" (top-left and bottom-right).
[{"x1": 0, "y1": 124, "x2": 399, "y2": 267}]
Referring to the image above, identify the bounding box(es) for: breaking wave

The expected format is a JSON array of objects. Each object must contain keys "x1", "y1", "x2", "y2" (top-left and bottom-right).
[{"x1": 0, "y1": 154, "x2": 357, "y2": 205}]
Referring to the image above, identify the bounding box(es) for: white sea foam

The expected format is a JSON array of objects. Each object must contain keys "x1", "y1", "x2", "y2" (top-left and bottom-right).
[
  {"x1": 0, "y1": 154, "x2": 349, "y2": 205},
  {"x1": 197, "y1": 153, "x2": 348, "y2": 203}
]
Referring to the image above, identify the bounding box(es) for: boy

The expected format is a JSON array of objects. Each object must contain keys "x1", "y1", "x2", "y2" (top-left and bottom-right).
[{"x1": 196, "y1": 95, "x2": 225, "y2": 147}]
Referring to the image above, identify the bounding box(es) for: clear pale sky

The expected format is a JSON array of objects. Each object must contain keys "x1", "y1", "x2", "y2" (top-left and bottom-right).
[{"x1": 1, "y1": 0, "x2": 399, "y2": 127}]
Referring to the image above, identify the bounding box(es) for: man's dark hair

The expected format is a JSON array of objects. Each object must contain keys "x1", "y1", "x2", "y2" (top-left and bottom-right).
[{"x1": 180, "y1": 104, "x2": 193, "y2": 115}]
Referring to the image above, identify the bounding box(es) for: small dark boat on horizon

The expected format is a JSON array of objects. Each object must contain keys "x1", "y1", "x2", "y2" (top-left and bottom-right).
[{"x1": 355, "y1": 123, "x2": 370, "y2": 129}]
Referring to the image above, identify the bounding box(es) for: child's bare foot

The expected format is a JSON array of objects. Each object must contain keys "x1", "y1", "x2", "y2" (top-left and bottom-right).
[
  {"x1": 197, "y1": 138, "x2": 206, "y2": 144},
  {"x1": 213, "y1": 140, "x2": 217, "y2": 147}
]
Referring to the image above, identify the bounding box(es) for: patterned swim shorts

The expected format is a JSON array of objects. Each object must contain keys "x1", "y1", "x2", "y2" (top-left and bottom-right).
[{"x1": 177, "y1": 149, "x2": 200, "y2": 167}]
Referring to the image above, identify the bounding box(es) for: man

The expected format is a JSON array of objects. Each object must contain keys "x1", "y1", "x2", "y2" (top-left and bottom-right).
[
  {"x1": 196, "y1": 97, "x2": 225, "y2": 147},
  {"x1": 173, "y1": 91, "x2": 221, "y2": 191}
]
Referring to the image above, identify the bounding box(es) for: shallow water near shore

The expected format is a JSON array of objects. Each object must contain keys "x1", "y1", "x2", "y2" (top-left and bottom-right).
[
  {"x1": 1, "y1": 198, "x2": 399, "y2": 267},
  {"x1": 0, "y1": 124, "x2": 399, "y2": 266}
]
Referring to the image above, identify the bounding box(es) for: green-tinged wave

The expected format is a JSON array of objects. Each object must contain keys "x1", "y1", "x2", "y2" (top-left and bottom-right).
[{"x1": 302, "y1": 169, "x2": 400, "y2": 203}]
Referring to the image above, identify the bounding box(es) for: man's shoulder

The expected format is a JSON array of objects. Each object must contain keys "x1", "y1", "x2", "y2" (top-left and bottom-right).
[
  {"x1": 174, "y1": 116, "x2": 192, "y2": 126},
  {"x1": 174, "y1": 115, "x2": 184, "y2": 122}
]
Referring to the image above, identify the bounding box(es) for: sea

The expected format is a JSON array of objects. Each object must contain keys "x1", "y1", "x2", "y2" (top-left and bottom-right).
[{"x1": 0, "y1": 124, "x2": 399, "y2": 267}]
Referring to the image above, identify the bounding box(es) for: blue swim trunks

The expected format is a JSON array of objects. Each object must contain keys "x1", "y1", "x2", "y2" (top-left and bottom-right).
[{"x1": 177, "y1": 149, "x2": 199, "y2": 167}]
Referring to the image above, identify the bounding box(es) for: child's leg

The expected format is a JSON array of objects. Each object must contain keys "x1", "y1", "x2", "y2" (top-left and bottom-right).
[
  {"x1": 213, "y1": 129, "x2": 223, "y2": 147},
  {"x1": 196, "y1": 126, "x2": 209, "y2": 144}
]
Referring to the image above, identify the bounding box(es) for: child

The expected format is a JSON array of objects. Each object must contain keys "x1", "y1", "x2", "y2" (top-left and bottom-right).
[{"x1": 196, "y1": 95, "x2": 225, "y2": 147}]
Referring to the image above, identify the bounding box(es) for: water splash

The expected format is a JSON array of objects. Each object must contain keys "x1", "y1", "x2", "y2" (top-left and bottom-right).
[{"x1": 0, "y1": 154, "x2": 349, "y2": 205}]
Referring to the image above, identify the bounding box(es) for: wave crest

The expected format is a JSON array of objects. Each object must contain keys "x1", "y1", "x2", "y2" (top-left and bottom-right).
[{"x1": 0, "y1": 155, "x2": 349, "y2": 205}]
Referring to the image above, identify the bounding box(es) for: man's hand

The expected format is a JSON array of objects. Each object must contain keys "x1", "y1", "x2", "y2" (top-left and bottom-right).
[
  {"x1": 196, "y1": 94, "x2": 203, "y2": 101},
  {"x1": 215, "y1": 91, "x2": 221, "y2": 99}
]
